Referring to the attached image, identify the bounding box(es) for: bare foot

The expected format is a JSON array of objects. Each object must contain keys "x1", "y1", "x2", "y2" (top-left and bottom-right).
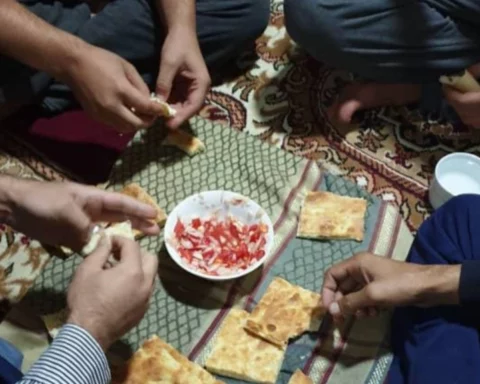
[{"x1": 329, "y1": 83, "x2": 421, "y2": 124}]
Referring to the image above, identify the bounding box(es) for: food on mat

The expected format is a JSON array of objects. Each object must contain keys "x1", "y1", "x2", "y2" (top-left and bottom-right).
[
  {"x1": 288, "y1": 370, "x2": 313, "y2": 384},
  {"x1": 42, "y1": 308, "x2": 69, "y2": 339},
  {"x1": 120, "y1": 183, "x2": 167, "y2": 237},
  {"x1": 111, "y1": 335, "x2": 223, "y2": 384},
  {"x1": 439, "y1": 70, "x2": 480, "y2": 93},
  {"x1": 297, "y1": 191, "x2": 367, "y2": 242},
  {"x1": 245, "y1": 277, "x2": 325, "y2": 348},
  {"x1": 150, "y1": 93, "x2": 177, "y2": 117},
  {"x1": 205, "y1": 309, "x2": 285, "y2": 384},
  {"x1": 162, "y1": 129, "x2": 206, "y2": 157},
  {"x1": 171, "y1": 216, "x2": 268, "y2": 276}
]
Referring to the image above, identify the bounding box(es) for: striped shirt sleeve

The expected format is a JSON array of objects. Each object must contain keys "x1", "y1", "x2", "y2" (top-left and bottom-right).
[{"x1": 17, "y1": 324, "x2": 111, "y2": 384}]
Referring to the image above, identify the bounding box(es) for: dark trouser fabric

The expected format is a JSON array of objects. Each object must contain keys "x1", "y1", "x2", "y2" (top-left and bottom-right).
[
  {"x1": 284, "y1": 0, "x2": 480, "y2": 118},
  {"x1": 0, "y1": 0, "x2": 269, "y2": 113},
  {"x1": 388, "y1": 194, "x2": 480, "y2": 384}
]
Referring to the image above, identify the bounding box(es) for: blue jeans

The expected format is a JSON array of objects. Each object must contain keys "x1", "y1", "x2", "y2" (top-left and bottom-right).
[
  {"x1": 0, "y1": 338, "x2": 23, "y2": 383},
  {"x1": 285, "y1": 0, "x2": 480, "y2": 118}
]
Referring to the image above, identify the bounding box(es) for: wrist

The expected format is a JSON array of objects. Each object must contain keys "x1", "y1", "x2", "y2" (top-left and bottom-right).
[
  {"x1": 67, "y1": 314, "x2": 112, "y2": 351},
  {"x1": 51, "y1": 39, "x2": 91, "y2": 84},
  {"x1": 417, "y1": 265, "x2": 461, "y2": 306}
]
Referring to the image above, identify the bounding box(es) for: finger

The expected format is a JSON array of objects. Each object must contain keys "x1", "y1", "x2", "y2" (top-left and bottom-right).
[
  {"x1": 156, "y1": 58, "x2": 178, "y2": 101},
  {"x1": 110, "y1": 236, "x2": 143, "y2": 271},
  {"x1": 124, "y1": 63, "x2": 150, "y2": 96},
  {"x1": 166, "y1": 84, "x2": 209, "y2": 130},
  {"x1": 66, "y1": 205, "x2": 94, "y2": 251},
  {"x1": 124, "y1": 88, "x2": 170, "y2": 118},
  {"x1": 129, "y1": 218, "x2": 160, "y2": 236},
  {"x1": 337, "y1": 288, "x2": 375, "y2": 316},
  {"x1": 82, "y1": 234, "x2": 112, "y2": 269},
  {"x1": 80, "y1": 189, "x2": 157, "y2": 221},
  {"x1": 141, "y1": 249, "x2": 158, "y2": 288},
  {"x1": 442, "y1": 85, "x2": 480, "y2": 105},
  {"x1": 322, "y1": 258, "x2": 357, "y2": 307}
]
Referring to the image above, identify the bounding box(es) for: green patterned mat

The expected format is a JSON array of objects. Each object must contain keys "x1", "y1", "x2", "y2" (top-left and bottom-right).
[{"x1": 23, "y1": 117, "x2": 413, "y2": 383}]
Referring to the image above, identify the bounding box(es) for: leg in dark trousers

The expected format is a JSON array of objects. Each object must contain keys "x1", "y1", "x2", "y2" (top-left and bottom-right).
[{"x1": 388, "y1": 194, "x2": 480, "y2": 384}]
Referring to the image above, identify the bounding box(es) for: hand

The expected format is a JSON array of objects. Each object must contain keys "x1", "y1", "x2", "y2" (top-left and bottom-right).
[
  {"x1": 322, "y1": 252, "x2": 461, "y2": 320},
  {"x1": 63, "y1": 45, "x2": 168, "y2": 133},
  {"x1": 156, "y1": 28, "x2": 211, "y2": 129},
  {"x1": 67, "y1": 236, "x2": 158, "y2": 350},
  {"x1": 443, "y1": 63, "x2": 480, "y2": 129},
  {"x1": 1, "y1": 177, "x2": 160, "y2": 250}
]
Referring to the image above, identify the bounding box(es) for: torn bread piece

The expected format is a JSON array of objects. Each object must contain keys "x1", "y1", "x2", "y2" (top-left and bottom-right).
[
  {"x1": 162, "y1": 129, "x2": 206, "y2": 157},
  {"x1": 297, "y1": 191, "x2": 367, "y2": 242},
  {"x1": 120, "y1": 183, "x2": 167, "y2": 238},
  {"x1": 150, "y1": 93, "x2": 177, "y2": 118},
  {"x1": 245, "y1": 277, "x2": 325, "y2": 348},
  {"x1": 439, "y1": 70, "x2": 480, "y2": 93},
  {"x1": 288, "y1": 370, "x2": 313, "y2": 384},
  {"x1": 42, "y1": 308, "x2": 69, "y2": 339},
  {"x1": 205, "y1": 309, "x2": 285, "y2": 384},
  {"x1": 112, "y1": 335, "x2": 223, "y2": 384},
  {"x1": 81, "y1": 221, "x2": 135, "y2": 256}
]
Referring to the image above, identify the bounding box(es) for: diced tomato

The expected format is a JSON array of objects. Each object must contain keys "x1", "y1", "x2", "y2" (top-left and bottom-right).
[
  {"x1": 192, "y1": 218, "x2": 201, "y2": 229},
  {"x1": 174, "y1": 220, "x2": 185, "y2": 237}
]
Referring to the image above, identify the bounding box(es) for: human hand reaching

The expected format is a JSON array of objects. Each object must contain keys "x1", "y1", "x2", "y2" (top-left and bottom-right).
[
  {"x1": 322, "y1": 252, "x2": 460, "y2": 321},
  {"x1": 67, "y1": 236, "x2": 158, "y2": 350},
  {"x1": 156, "y1": 28, "x2": 210, "y2": 129},
  {"x1": 63, "y1": 45, "x2": 168, "y2": 133},
  {"x1": 0, "y1": 177, "x2": 160, "y2": 251}
]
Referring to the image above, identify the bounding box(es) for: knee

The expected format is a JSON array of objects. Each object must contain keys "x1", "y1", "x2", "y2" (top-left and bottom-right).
[{"x1": 439, "y1": 194, "x2": 480, "y2": 216}]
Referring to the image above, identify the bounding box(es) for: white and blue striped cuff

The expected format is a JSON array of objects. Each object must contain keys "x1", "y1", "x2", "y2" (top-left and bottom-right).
[{"x1": 20, "y1": 324, "x2": 110, "y2": 384}]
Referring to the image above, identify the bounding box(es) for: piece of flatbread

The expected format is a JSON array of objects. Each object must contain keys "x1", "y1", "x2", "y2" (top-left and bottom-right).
[
  {"x1": 81, "y1": 221, "x2": 135, "y2": 256},
  {"x1": 439, "y1": 70, "x2": 480, "y2": 93},
  {"x1": 42, "y1": 308, "x2": 69, "y2": 339},
  {"x1": 205, "y1": 309, "x2": 285, "y2": 384},
  {"x1": 120, "y1": 183, "x2": 167, "y2": 238},
  {"x1": 112, "y1": 336, "x2": 224, "y2": 384},
  {"x1": 288, "y1": 370, "x2": 313, "y2": 384},
  {"x1": 245, "y1": 278, "x2": 325, "y2": 348},
  {"x1": 297, "y1": 191, "x2": 367, "y2": 242},
  {"x1": 162, "y1": 129, "x2": 206, "y2": 157},
  {"x1": 150, "y1": 93, "x2": 177, "y2": 118}
]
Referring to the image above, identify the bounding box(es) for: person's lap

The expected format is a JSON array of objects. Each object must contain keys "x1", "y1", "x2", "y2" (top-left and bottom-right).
[
  {"x1": 0, "y1": 0, "x2": 269, "y2": 114},
  {"x1": 388, "y1": 194, "x2": 480, "y2": 384}
]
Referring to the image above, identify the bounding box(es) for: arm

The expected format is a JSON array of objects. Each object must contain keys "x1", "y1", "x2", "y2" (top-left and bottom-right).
[
  {"x1": 154, "y1": 0, "x2": 210, "y2": 129},
  {"x1": 17, "y1": 325, "x2": 110, "y2": 384},
  {"x1": 0, "y1": 0, "x2": 87, "y2": 82}
]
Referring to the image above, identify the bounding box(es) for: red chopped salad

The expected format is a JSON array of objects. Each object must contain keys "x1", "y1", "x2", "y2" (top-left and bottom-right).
[{"x1": 172, "y1": 216, "x2": 268, "y2": 276}]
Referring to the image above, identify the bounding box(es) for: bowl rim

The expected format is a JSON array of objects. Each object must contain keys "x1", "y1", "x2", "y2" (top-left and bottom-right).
[
  {"x1": 434, "y1": 153, "x2": 480, "y2": 193},
  {"x1": 164, "y1": 190, "x2": 274, "y2": 281}
]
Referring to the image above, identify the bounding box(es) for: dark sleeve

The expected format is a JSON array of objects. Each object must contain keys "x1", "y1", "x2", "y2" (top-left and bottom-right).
[{"x1": 459, "y1": 261, "x2": 480, "y2": 304}]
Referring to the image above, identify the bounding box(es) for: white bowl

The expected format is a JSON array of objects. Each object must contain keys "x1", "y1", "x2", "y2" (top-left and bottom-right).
[
  {"x1": 429, "y1": 153, "x2": 480, "y2": 210},
  {"x1": 164, "y1": 191, "x2": 274, "y2": 281}
]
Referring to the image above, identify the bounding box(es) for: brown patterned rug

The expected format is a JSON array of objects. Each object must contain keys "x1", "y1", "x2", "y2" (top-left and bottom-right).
[{"x1": 2, "y1": 0, "x2": 480, "y2": 234}]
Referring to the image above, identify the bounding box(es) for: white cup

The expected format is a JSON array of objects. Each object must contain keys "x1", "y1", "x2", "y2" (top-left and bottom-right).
[{"x1": 429, "y1": 153, "x2": 480, "y2": 210}]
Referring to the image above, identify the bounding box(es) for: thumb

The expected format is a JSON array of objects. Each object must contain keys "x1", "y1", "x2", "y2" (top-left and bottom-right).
[
  {"x1": 330, "y1": 288, "x2": 374, "y2": 317},
  {"x1": 156, "y1": 59, "x2": 177, "y2": 101},
  {"x1": 83, "y1": 234, "x2": 112, "y2": 269}
]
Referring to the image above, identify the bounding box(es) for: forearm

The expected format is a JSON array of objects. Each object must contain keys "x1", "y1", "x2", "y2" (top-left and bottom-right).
[
  {"x1": 418, "y1": 265, "x2": 461, "y2": 306},
  {"x1": 17, "y1": 324, "x2": 110, "y2": 384},
  {"x1": 156, "y1": 0, "x2": 195, "y2": 32},
  {"x1": 0, "y1": 0, "x2": 88, "y2": 81}
]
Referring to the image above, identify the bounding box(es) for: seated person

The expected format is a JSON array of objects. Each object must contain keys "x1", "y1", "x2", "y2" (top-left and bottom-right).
[
  {"x1": 284, "y1": 0, "x2": 480, "y2": 128},
  {"x1": 0, "y1": 0, "x2": 270, "y2": 132},
  {"x1": 0, "y1": 176, "x2": 160, "y2": 383},
  {"x1": 322, "y1": 194, "x2": 480, "y2": 383}
]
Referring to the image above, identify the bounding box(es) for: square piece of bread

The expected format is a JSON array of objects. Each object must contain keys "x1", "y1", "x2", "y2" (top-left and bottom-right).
[
  {"x1": 112, "y1": 336, "x2": 223, "y2": 384},
  {"x1": 288, "y1": 370, "x2": 313, "y2": 384},
  {"x1": 150, "y1": 93, "x2": 177, "y2": 117},
  {"x1": 297, "y1": 191, "x2": 367, "y2": 242},
  {"x1": 245, "y1": 278, "x2": 325, "y2": 348},
  {"x1": 205, "y1": 309, "x2": 285, "y2": 384}
]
